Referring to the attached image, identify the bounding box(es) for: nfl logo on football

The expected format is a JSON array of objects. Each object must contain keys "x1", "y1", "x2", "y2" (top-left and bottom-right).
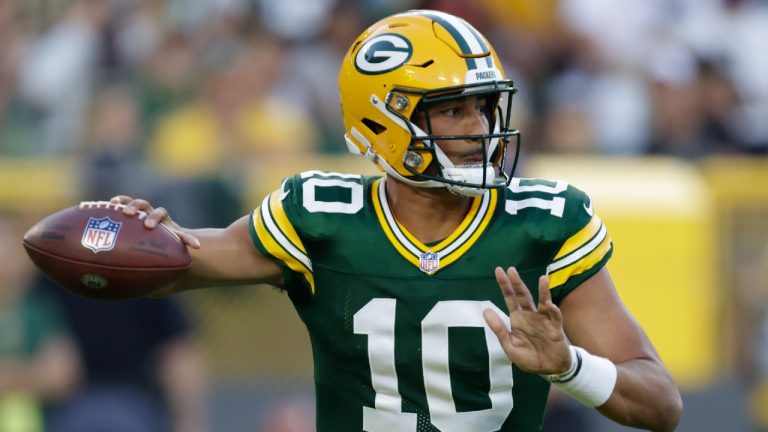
[
  {"x1": 419, "y1": 251, "x2": 440, "y2": 274},
  {"x1": 81, "y1": 217, "x2": 122, "y2": 253}
]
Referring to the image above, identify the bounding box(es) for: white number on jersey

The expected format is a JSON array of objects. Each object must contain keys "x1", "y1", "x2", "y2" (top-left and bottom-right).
[{"x1": 354, "y1": 299, "x2": 513, "y2": 432}]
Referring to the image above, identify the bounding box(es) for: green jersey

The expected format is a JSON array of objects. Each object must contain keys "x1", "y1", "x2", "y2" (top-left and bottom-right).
[{"x1": 249, "y1": 171, "x2": 612, "y2": 432}]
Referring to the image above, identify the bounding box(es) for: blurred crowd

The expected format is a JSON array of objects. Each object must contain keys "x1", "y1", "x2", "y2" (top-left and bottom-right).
[
  {"x1": 2, "y1": 0, "x2": 768, "y2": 431},
  {"x1": 1, "y1": 0, "x2": 767, "y2": 166}
]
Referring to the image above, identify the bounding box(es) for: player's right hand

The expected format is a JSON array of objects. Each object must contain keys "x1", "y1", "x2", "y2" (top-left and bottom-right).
[{"x1": 109, "y1": 195, "x2": 201, "y2": 249}]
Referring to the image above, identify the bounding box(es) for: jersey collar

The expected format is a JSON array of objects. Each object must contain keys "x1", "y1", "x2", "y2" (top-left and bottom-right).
[{"x1": 371, "y1": 177, "x2": 497, "y2": 275}]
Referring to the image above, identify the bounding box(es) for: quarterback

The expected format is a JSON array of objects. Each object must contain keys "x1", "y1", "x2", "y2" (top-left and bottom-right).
[{"x1": 114, "y1": 10, "x2": 682, "y2": 431}]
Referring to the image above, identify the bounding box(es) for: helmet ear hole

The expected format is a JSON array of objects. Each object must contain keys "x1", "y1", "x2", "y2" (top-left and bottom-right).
[{"x1": 362, "y1": 118, "x2": 387, "y2": 135}]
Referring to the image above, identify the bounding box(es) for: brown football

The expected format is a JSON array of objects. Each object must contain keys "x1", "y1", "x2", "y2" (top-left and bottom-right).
[{"x1": 23, "y1": 201, "x2": 192, "y2": 300}]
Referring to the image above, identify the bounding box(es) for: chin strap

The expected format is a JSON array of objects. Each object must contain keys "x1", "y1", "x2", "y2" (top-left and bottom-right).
[{"x1": 442, "y1": 165, "x2": 495, "y2": 197}]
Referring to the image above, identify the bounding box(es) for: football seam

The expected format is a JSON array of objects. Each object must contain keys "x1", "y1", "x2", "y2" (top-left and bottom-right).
[
  {"x1": 23, "y1": 241, "x2": 192, "y2": 271},
  {"x1": 79, "y1": 200, "x2": 147, "y2": 219}
]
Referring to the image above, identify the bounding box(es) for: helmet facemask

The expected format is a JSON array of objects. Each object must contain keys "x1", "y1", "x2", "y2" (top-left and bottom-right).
[{"x1": 385, "y1": 81, "x2": 521, "y2": 196}]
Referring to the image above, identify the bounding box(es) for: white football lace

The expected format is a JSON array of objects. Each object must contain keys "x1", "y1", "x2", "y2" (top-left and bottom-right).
[{"x1": 79, "y1": 201, "x2": 147, "y2": 219}]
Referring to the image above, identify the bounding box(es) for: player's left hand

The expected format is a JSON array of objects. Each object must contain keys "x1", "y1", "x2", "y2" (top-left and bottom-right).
[{"x1": 483, "y1": 267, "x2": 572, "y2": 375}]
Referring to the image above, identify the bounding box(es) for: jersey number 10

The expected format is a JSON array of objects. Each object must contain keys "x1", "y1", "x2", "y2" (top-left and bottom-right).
[{"x1": 354, "y1": 299, "x2": 514, "y2": 432}]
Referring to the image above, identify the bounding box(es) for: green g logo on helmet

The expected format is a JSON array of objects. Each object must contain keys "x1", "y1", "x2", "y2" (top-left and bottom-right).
[{"x1": 355, "y1": 34, "x2": 412, "y2": 75}]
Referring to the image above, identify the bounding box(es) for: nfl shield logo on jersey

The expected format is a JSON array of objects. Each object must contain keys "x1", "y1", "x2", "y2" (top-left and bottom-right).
[
  {"x1": 419, "y1": 251, "x2": 440, "y2": 274},
  {"x1": 81, "y1": 217, "x2": 122, "y2": 253}
]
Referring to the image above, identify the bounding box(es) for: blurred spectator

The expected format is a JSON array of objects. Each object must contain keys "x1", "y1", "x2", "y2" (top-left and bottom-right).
[
  {"x1": 0, "y1": 0, "x2": 17, "y2": 121},
  {"x1": 645, "y1": 44, "x2": 706, "y2": 159},
  {"x1": 540, "y1": 61, "x2": 651, "y2": 155},
  {"x1": 134, "y1": 34, "x2": 198, "y2": 139},
  {"x1": 0, "y1": 0, "x2": 40, "y2": 155},
  {"x1": 148, "y1": 34, "x2": 317, "y2": 169},
  {"x1": 256, "y1": 0, "x2": 337, "y2": 42},
  {"x1": 558, "y1": 0, "x2": 667, "y2": 70},
  {"x1": 696, "y1": 60, "x2": 743, "y2": 154},
  {"x1": 539, "y1": 78, "x2": 596, "y2": 154},
  {"x1": 144, "y1": 34, "x2": 317, "y2": 228},
  {"x1": 669, "y1": 0, "x2": 768, "y2": 153},
  {"x1": 714, "y1": 0, "x2": 768, "y2": 153},
  {"x1": 0, "y1": 213, "x2": 81, "y2": 432},
  {"x1": 647, "y1": 57, "x2": 744, "y2": 158},
  {"x1": 80, "y1": 81, "x2": 156, "y2": 201},
  {"x1": 79, "y1": 77, "x2": 241, "y2": 229},
  {"x1": 2, "y1": 0, "x2": 766, "y2": 159},
  {"x1": 42, "y1": 279, "x2": 209, "y2": 432},
  {"x1": 17, "y1": 0, "x2": 109, "y2": 155},
  {"x1": 279, "y1": 0, "x2": 364, "y2": 153},
  {"x1": 541, "y1": 0, "x2": 659, "y2": 155}
]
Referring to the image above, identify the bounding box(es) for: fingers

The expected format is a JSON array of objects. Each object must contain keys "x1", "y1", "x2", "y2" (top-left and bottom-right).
[
  {"x1": 496, "y1": 266, "x2": 535, "y2": 311},
  {"x1": 149, "y1": 207, "x2": 201, "y2": 248},
  {"x1": 495, "y1": 267, "x2": 520, "y2": 313},
  {"x1": 483, "y1": 308, "x2": 511, "y2": 348},
  {"x1": 123, "y1": 198, "x2": 151, "y2": 217},
  {"x1": 537, "y1": 275, "x2": 563, "y2": 327},
  {"x1": 496, "y1": 267, "x2": 562, "y2": 323},
  {"x1": 178, "y1": 231, "x2": 201, "y2": 249},
  {"x1": 110, "y1": 195, "x2": 133, "y2": 205},
  {"x1": 109, "y1": 196, "x2": 161, "y2": 226},
  {"x1": 108, "y1": 195, "x2": 200, "y2": 248},
  {"x1": 109, "y1": 195, "x2": 150, "y2": 217},
  {"x1": 145, "y1": 206, "x2": 168, "y2": 228},
  {"x1": 537, "y1": 275, "x2": 551, "y2": 306}
]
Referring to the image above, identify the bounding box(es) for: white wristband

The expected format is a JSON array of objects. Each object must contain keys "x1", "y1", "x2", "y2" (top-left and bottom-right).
[{"x1": 543, "y1": 345, "x2": 617, "y2": 408}]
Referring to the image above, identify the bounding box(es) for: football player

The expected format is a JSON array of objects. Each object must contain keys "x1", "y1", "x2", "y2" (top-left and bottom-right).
[{"x1": 113, "y1": 10, "x2": 682, "y2": 431}]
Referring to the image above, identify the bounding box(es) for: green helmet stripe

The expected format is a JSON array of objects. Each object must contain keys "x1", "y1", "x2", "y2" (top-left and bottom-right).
[{"x1": 414, "y1": 10, "x2": 491, "y2": 71}]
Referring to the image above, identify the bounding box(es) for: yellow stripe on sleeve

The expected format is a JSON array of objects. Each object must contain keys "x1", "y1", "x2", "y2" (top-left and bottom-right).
[
  {"x1": 269, "y1": 191, "x2": 306, "y2": 256},
  {"x1": 252, "y1": 194, "x2": 315, "y2": 293},
  {"x1": 548, "y1": 235, "x2": 612, "y2": 289},
  {"x1": 554, "y1": 215, "x2": 602, "y2": 260}
]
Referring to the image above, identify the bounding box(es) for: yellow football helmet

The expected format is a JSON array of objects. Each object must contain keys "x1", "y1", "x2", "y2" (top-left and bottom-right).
[{"x1": 339, "y1": 9, "x2": 521, "y2": 196}]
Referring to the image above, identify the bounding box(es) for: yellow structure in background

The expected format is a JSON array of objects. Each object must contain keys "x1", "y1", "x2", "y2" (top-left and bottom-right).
[
  {"x1": 699, "y1": 157, "x2": 768, "y2": 428},
  {"x1": 527, "y1": 157, "x2": 718, "y2": 390},
  {"x1": 0, "y1": 158, "x2": 78, "y2": 211}
]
